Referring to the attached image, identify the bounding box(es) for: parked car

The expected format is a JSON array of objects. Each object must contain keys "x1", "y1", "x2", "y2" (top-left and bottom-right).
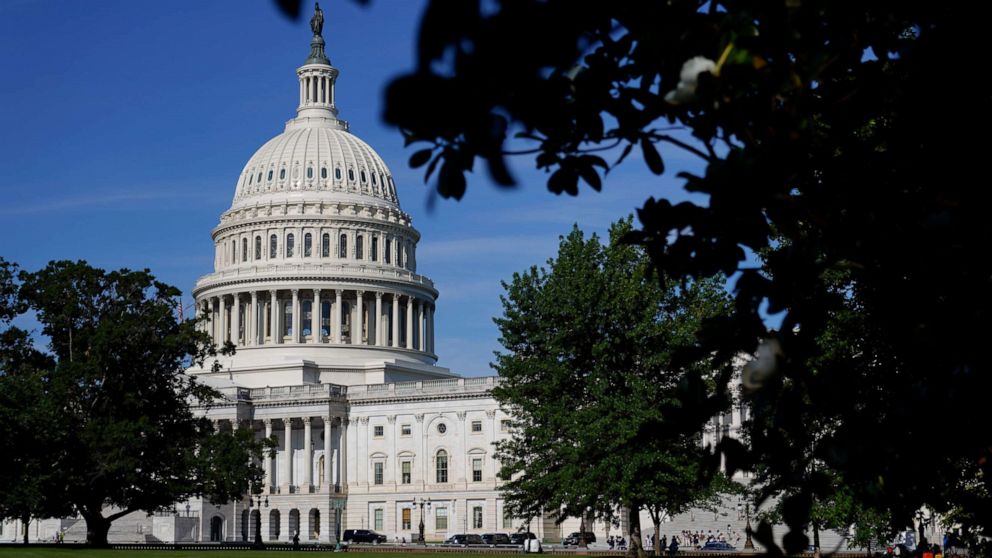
[
  {"x1": 563, "y1": 531, "x2": 597, "y2": 546},
  {"x1": 482, "y1": 533, "x2": 513, "y2": 546},
  {"x1": 700, "y1": 541, "x2": 736, "y2": 551},
  {"x1": 342, "y1": 529, "x2": 387, "y2": 544},
  {"x1": 511, "y1": 531, "x2": 538, "y2": 545},
  {"x1": 445, "y1": 534, "x2": 485, "y2": 546}
]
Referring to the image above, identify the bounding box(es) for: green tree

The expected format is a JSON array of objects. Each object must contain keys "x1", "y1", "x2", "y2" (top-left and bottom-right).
[
  {"x1": 492, "y1": 220, "x2": 734, "y2": 558},
  {"x1": 373, "y1": 1, "x2": 992, "y2": 550},
  {"x1": 0, "y1": 259, "x2": 268, "y2": 546}
]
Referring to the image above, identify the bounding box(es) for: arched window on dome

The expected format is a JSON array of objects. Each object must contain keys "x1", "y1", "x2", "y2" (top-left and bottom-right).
[
  {"x1": 384, "y1": 237, "x2": 391, "y2": 264},
  {"x1": 267, "y1": 170, "x2": 273, "y2": 181},
  {"x1": 307, "y1": 167, "x2": 313, "y2": 179},
  {"x1": 339, "y1": 234, "x2": 347, "y2": 258},
  {"x1": 242, "y1": 238, "x2": 248, "y2": 262},
  {"x1": 371, "y1": 236, "x2": 378, "y2": 262},
  {"x1": 372, "y1": 173, "x2": 378, "y2": 185},
  {"x1": 270, "y1": 234, "x2": 277, "y2": 258},
  {"x1": 360, "y1": 170, "x2": 367, "y2": 183},
  {"x1": 436, "y1": 450, "x2": 448, "y2": 483},
  {"x1": 321, "y1": 167, "x2": 328, "y2": 179},
  {"x1": 257, "y1": 172, "x2": 263, "y2": 183},
  {"x1": 321, "y1": 233, "x2": 330, "y2": 257},
  {"x1": 304, "y1": 233, "x2": 312, "y2": 257},
  {"x1": 279, "y1": 168, "x2": 286, "y2": 180},
  {"x1": 255, "y1": 236, "x2": 262, "y2": 260},
  {"x1": 286, "y1": 233, "x2": 295, "y2": 258},
  {"x1": 334, "y1": 168, "x2": 342, "y2": 180},
  {"x1": 248, "y1": 173, "x2": 253, "y2": 185},
  {"x1": 356, "y1": 235, "x2": 364, "y2": 260},
  {"x1": 348, "y1": 169, "x2": 355, "y2": 182}
]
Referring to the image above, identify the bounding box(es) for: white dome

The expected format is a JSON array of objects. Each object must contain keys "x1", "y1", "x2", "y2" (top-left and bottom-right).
[{"x1": 231, "y1": 119, "x2": 400, "y2": 211}]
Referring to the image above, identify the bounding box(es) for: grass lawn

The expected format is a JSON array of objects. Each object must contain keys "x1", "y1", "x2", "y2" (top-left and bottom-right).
[{"x1": 0, "y1": 550, "x2": 500, "y2": 558}]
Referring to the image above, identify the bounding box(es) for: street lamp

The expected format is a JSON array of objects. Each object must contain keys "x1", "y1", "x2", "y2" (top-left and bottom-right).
[
  {"x1": 248, "y1": 493, "x2": 269, "y2": 549},
  {"x1": 185, "y1": 503, "x2": 191, "y2": 518},
  {"x1": 740, "y1": 497, "x2": 754, "y2": 550},
  {"x1": 578, "y1": 512, "x2": 588, "y2": 549},
  {"x1": 412, "y1": 498, "x2": 431, "y2": 545}
]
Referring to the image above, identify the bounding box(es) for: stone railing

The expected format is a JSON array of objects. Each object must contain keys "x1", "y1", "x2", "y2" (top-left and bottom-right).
[
  {"x1": 248, "y1": 383, "x2": 347, "y2": 402},
  {"x1": 195, "y1": 262, "x2": 435, "y2": 290},
  {"x1": 348, "y1": 376, "x2": 500, "y2": 400}
]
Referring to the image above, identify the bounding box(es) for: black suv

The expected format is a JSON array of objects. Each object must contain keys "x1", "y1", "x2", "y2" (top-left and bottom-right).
[
  {"x1": 343, "y1": 529, "x2": 387, "y2": 544},
  {"x1": 445, "y1": 534, "x2": 484, "y2": 546},
  {"x1": 482, "y1": 533, "x2": 512, "y2": 545},
  {"x1": 563, "y1": 531, "x2": 597, "y2": 546},
  {"x1": 510, "y1": 532, "x2": 537, "y2": 545}
]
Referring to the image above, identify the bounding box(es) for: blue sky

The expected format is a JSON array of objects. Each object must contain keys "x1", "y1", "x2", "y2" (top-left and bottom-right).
[{"x1": 0, "y1": 0, "x2": 707, "y2": 376}]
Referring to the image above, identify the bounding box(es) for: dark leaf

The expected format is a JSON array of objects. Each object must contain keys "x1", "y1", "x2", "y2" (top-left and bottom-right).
[
  {"x1": 641, "y1": 137, "x2": 665, "y2": 175},
  {"x1": 409, "y1": 149, "x2": 433, "y2": 169}
]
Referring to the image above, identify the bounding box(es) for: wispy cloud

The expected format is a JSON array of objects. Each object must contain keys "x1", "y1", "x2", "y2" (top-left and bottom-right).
[{"x1": 0, "y1": 188, "x2": 220, "y2": 216}]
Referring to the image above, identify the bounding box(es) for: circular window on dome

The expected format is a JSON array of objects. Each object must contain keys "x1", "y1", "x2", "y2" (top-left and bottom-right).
[{"x1": 437, "y1": 423, "x2": 447, "y2": 434}]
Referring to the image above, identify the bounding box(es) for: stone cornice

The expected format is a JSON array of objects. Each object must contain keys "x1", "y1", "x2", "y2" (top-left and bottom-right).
[{"x1": 192, "y1": 271, "x2": 438, "y2": 299}]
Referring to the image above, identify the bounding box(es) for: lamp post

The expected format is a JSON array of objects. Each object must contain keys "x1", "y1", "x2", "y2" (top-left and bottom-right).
[
  {"x1": 413, "y1": 498, "x2": 431, "y2": 545},
  {"x1": 741, "y1": 497, "x2": 754, "y2": 550},
  {"x1": 578, "y1": 513, "x2": 588, "y2": 549},
  {"x1": 185, "y1": 503, "x2": 191, "y2": 518},
  {"x1": 249, "y1": 493, "x2": 269, "y2": 549}
]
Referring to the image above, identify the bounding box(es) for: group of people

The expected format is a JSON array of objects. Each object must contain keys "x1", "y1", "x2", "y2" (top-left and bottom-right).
[{"x1": 607, "y1": 535, "x2": 628, "y2": 550}]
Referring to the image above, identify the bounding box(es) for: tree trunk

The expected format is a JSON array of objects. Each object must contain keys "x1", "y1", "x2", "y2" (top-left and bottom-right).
[
  {"x1": 813, "y1": 522, "x2": 821, "y2": 550},
  {"x1": 653, "y1": 518, "x2": 661, "y2": 557},
  {"x1": 21, "y1": 513, "x2": 29, "y2": 544},
  {"x1": 82, "y1": 509, "x2": 112, "y2": 547},
  {"x1": 626, "y1": 505, "x2": 646, "y2": 558}
]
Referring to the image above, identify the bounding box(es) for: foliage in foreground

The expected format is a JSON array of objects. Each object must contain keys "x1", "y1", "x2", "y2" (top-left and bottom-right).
[
  {"x1": 0, "y1": 259, "x2": 268, "y2": 546},
  {"x1": 492, "y1": 220, "x2": 736, "y2": 558}
]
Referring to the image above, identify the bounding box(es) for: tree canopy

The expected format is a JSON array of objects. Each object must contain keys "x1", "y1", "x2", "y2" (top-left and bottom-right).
[
  {"x1": 373, "y1": 1, "x2": 992, "y2": 551},
  {"x1": 0, "y1": 259, "x2": 268, "y2": 546},
  {"x1": 492, "y1": 220, "x2": 735, "y2": 558}
]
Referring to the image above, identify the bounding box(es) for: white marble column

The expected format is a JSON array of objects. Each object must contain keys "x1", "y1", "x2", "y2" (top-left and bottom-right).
[
  {"x1": 354, "y1": 291, "x2": 364, "y2": 346},
  {"x1": 333, "y1": 289, "x2": 343, "y2": 344},
  {"x1": 391, "y1": 294, "x2": 400, "y2": 348},
  {"x1": 323, "y1": 416, "x2": 333, "y2": 493},
  {"x1": 291, "y1": 289, "x2": 300, "y2": 343},
  {"x1": 406, "y1": 296, "x2": 414, "y2": 349},
  {"x1": 231, "y1": 293, "x2": 241, "y2": 347},
  {"x1": 250, "y1": 291, "x2": 259, "y2": 346},
  {"x1": 219, "y1": 296, "x2": 228, "y2": 344},
  {"x1": 417, "y1": 300, "x2": 424, "y2": 351},
  {"x1": 263, "y1": 419, "x2": 273, "y2": 489},
  {"x1": 338, "y1": 418, "x2": 348, "y2": 490},
  {"x1": 311, "y1": 289, "x2": 321, "y2": 344},
  {"x1": 282, "y1": 418, "x2": 293, "y2": 491},
  {"x1": 374, "y1": 292, "x2": 383, "y2": 346},
  {"x1": 269, "y1": 290, "x2": 279, "y2": 345},
  {"x1": 303, "y1": 417, "x2": 313, "y2": 491},
  {"x1": 209, "y1": 298, "x2": 217, "y2": 344}
]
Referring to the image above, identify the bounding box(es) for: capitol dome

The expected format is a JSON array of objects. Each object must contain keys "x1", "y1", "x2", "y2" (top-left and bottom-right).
[{"x1": 190, "y1": 19, "x2": 447, "y2": 387}]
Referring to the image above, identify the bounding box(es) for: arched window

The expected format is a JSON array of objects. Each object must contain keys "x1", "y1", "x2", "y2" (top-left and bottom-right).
[
  {"x1": 257, "y1": 172, "x2": 263, "y2": 183},
  {"x1": 255, "y1": 236, "x2": 262, "y2": 260},
  {"x1": 335, "y1": 168, "x2": 342, "y2": 180},
  {"x1": 371, "y1": 236, "x2": 378, "y2": 261},
  {"x1": 384, "y1": 238, "x2": 391, "y2": 264},
  {"x1": 348, "y1": 169, "x2": 355, "y2": 182},
  {"x1": 279, "y1": 168, "x2": 286, "y2": 180},
  {"x1": 339, "y1": 234, "x2": 347, "y2": 258},
  {"x1": 286, "y1": 233, "x2": 295, "y2": 257},
  {"x1": 436, "y1": 450, "x2": 448, "y2": 483},
  {"x1": 307, "y1": 167, "x2": 313, "y2": 179},
  {"x1": 321, "y1": 167, "x2": 328, "y2": 179},
  {"x1": 242, "y1": 238, "x2": 248, "y2": 262},
  {"x1": 321, "y1": 233, "x2": 330, "y2": 257},
  {"x1": 372, "y1": 173, "x2": 378, "y2": 185},
  {"x1": 360, "y1": 170, "x2": 367, "y2": 183},
  {"x1": 356, "y1": 235, "x2": 364, "y2": 260},
  {"x1": 270, "y1": 234, "x2": 277, "y2": 258},
  {"x1": 304, "y1": 233, "x2": 312, "y2": 257},
  {"x1": 232, "y1": 240, "x2": 237, "y2": 263},
  {"x1": 248, "y1": 173, "x2": 253, "y2": 185},
  {"x1": 267, "y1": 170, "x2": 273, "y2": 181}
]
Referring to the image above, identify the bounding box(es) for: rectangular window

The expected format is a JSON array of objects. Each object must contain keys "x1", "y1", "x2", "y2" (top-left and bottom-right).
[
  {"x1": 401, "y1": 424, "x2": 411, "y2": 436},
  {"x1": 402, "y1": 508, "x2": 411, "y2": 530},
  {"x1": 503, "y1": 510, "x2": 514, "y2": 529},
  {"x1": 374, "y1": 462, "x2": 384, "y2": 485},
  {"x1": 371, "y1": 237, "x2": 378, "y2": 261},
  {"x1": 473, "y1": 506, "x2": 483, "y2": 529},
  {"x1": 500, "y1": 419, "x2": 511, "y2": 432},
  {"x1": 373, "y1": 425, "x2": 384, "y2": 438},
  {"x1": 471, "y1": 420, "x2": 482, "y2": 433},
  {"x1": 402, "y1": 461, "x2": 411, "y2": 484},
  {"x1": 374, "y1": 509, "x2": 383, "y2": 531},
  {"x1": 435, "y1": 507, "x2": 448, "y2": 531},
  {"x1": 472, "y1": 458, "x2": 483, "y2": 482}
]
